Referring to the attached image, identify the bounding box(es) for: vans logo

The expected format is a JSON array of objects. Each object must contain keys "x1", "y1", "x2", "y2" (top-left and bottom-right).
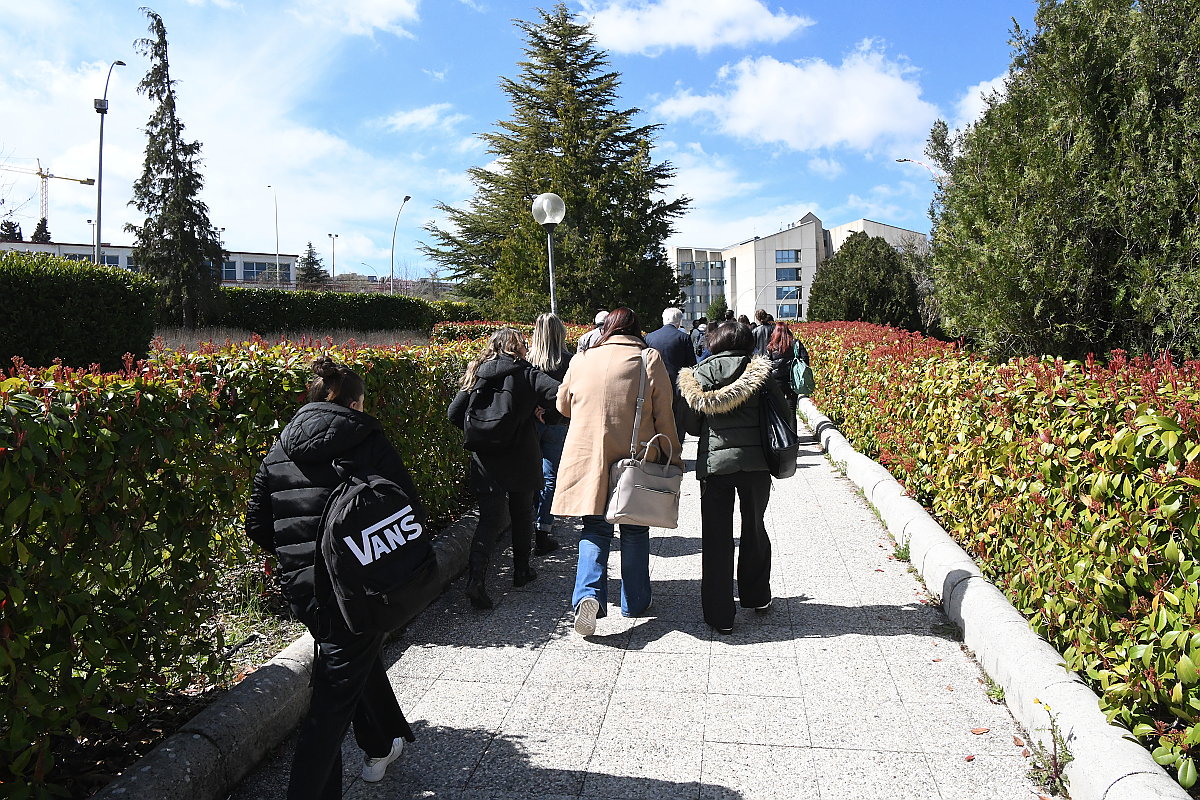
[{"x1": 343, "y1": 505, "x2": 424, "y2": 566}]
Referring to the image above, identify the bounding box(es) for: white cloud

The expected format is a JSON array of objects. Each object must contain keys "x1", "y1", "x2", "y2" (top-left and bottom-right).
[
  {"x1": 657, "y1": 40, "x2": 939, "y2": 155},
  {"x1": 581, "y1": 0, "x2": 812, "y2": 55},
  {"x1": 807, "y1": 157, "x2": 843, "y2": 180},
  {"x1": 382, "y1": 103, "x2": 468, "y2": 134},
  {"x1": 290, "y1": 0, "x2": 420, "y2": 37},
  {"x1": 422, "y1": 67, "x2": 448, "y2": 81},
  {"x1": 953, "y1": 73, "x2": 1006, "y2": 131}
]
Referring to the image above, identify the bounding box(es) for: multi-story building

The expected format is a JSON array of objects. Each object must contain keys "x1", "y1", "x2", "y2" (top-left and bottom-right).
[
  {"x1": 670, "y1": 214, "x2": 926, "y2": 322},
  {"x1": 0, "y1": 240, "x2": 298, "y2": 287}
]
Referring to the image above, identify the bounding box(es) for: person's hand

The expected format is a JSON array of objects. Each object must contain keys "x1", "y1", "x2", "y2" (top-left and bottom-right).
[{"x1": 534, "y1": 406, "x2": 546, "y2": 422}]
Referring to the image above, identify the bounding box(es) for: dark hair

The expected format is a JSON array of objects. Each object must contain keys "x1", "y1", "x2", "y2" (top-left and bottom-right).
[
  {"x1": 754, "y1": 308, "x2": 769, "y2": 323},
  {"x1": 594, "y1": 306, "x2": 643, "y2": 348},
  {"x1": 737, "y1": 314, "x2": 751, "y2": 325},
  {"x1": 723, "y1": 310, "x2": 734, "y2": 321},
  {"x1": 767, "y1": 320, "x2": 794, "y2": 356},
  {"x1": 706, "y1": 321, "x2": 753, "y2": 354},
  {"x1": 308, "y1": 356, "x2": 366, "y2": 407}
]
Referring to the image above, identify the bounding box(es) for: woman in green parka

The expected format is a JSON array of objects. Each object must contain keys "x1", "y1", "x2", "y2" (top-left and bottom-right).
[{"x1": 678, "y1": 321, "x2": 788, "y2": 634}]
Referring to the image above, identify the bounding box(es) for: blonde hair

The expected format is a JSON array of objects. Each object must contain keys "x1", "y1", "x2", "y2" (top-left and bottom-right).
[
  {"x1": 528, "y1": 312, "x2": 566, "y2": 373},
  {"x1": 460, "y1": 327, "x2": 528, "y2": 390}
]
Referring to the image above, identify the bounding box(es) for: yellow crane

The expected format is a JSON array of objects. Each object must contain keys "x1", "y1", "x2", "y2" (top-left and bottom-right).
[{"x1": 0, "y1": 159, "x2": 95, "y2": 224}]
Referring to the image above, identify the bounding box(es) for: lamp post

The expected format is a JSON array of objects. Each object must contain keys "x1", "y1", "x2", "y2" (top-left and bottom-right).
[
  {"x1": 86, "y1": 219, "x2": 95, "y2": 248},
  {"x1": 94, "y1": 59, "x2": 125, "y2": 265},
  {"x1": 267, "y1": 185, "x2": 280, "y2": 285},
  {"x1": 389, "y1": 195, "x2": 411, "y2": 295},
  {"x1": 531, "y1": 192, "x2": 566, "y2": 315},
  {"x1": 327, "y1": 233, "x2": 338, "y2": 279},
  {"x1": 896, "y1": 157, "x2": 945, "y2": 184}
]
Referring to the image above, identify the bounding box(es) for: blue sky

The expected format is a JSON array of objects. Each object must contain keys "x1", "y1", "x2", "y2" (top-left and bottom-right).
[{"x1": 0, "y1": 0, "x2": 1035, "y2": 281}]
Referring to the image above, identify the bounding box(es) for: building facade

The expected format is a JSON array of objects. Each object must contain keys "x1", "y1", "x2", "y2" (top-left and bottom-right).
[{"x1": 669, "y1": 214, "x2": 925, "y2": 322}]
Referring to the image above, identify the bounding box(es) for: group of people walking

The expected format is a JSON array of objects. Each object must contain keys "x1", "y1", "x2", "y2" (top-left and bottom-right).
[{"x1": 244, "y1": 308, "x2": 809, "y2": 799}]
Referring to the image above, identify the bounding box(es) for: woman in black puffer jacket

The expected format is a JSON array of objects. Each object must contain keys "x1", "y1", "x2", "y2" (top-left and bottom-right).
[
  {"x1": 247, "y1": 357, "x2": 417, "y2": 799},
  {"x1": 766, "y1": 320, "x2": 799, "y2": 414}
]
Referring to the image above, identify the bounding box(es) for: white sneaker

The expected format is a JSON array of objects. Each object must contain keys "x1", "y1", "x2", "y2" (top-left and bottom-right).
[
  {"x1": 574, "y1": 597, "x2": 599, "y2": 636},
  {"x1": 361, "y1": 737, "x2": 405, "y2": 782}
]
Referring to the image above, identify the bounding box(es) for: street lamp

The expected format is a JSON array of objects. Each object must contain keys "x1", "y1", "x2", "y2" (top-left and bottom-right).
[
  {"x1": 896, "y1": 158, "x2": 945, "y2": 185},
  {"x1": 86, "y1": 219, "x2": 95, "y2": 247},
  {"x1": 267, "y1": 185, "x2": 280, "y2": 285},
  {"x1": 389, "y1": 195, "x2": 411, "y2": 295},
  {"x1": 531, "y1": 192, "x2": 565, "y2": 315},
  {"x1": 327, "y1": 233, "x2": 338, "y2": 278},
  {"x1": 94, "y1": 59, "x2": 125, "y2": 265}
]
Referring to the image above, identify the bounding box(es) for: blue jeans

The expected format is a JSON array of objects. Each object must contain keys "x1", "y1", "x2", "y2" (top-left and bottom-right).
[
  {"x1": 535, "y1": 421, "x2": 569, "y2": 531},
  {"x1": 572, "y1": 515, "x2": 651, "y2": 618}
]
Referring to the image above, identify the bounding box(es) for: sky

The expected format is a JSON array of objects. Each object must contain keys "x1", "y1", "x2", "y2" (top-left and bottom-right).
[{"x1": 0, "y1": 0, "x2": 1035, "y2": 282}]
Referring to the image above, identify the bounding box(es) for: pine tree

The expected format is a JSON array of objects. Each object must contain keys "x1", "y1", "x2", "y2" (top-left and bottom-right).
[
  {"x1": 296, "y1": 241, "x2": 330, "y2": 290},
  {"x1": 421, "y1": 3, "x2": 688, "y2": 323},
  {"x1": 126, "y1": 8, "x2": 225, "y2": 328},
  {"x1": 807, "y1": 232, "x2": 920, "y2": 329},
  {"x1": 30, "y1": 217, "x2": 51, "y2": 243},
  {"x1": 0, "y1": 220, "x2": 23, "y2": 242}
]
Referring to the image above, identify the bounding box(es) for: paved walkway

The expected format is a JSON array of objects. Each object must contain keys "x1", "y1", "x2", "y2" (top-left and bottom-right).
[{"x1": 230, "y1": 427, "x2": 1042, "y2": 800}]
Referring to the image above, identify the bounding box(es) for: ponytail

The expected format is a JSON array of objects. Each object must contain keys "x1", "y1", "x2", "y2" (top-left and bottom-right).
[{"x1": 308, "y1": 356, "x2": 366, "y2": 407}]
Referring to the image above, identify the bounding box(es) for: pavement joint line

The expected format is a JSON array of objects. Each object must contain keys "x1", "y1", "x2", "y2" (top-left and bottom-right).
[{"x1": 799, "y1": 397, "x2": 1190, "y2": 800}]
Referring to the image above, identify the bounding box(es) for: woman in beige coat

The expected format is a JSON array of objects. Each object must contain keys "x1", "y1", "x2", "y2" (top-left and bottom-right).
[{"x1": 551, "y1": 307, "x2": 682, "y2": 635}]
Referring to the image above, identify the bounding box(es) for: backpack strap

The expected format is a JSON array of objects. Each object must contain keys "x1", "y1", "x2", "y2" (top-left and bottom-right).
[{"x1": 628, "y1": 349, "x2": 649, "y2": 457}]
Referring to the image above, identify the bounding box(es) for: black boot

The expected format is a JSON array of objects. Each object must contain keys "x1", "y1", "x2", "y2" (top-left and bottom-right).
[
  {"x1": 464, "y1": 565, "x2": 493, "y2": 609},
  {"x1": 535, "y1": 529, "x2": 559, "y2": 556},
  {"x1": 512, "y1": 564, "x2": 538, "y2": 587}
]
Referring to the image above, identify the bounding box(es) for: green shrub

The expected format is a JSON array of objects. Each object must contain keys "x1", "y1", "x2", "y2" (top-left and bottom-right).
[
  {"x1": 431, "y1": 319, "x2": 591, "y2": 347},
  {"x1": 219, "y1": 287, "x2": 439, "y2": 334},
  {"x1": 801, "y1": 322, "x2": 1200, "y2": 790},
  {"x1": 0, "y1": 251, "x2": 155, "y2": 370},
  {"x1": 0, "y1": 339, "x2": 471, "y2": 797},
  {"x1": 431, "y1": 298, "x2": 482, "y2": 322}
]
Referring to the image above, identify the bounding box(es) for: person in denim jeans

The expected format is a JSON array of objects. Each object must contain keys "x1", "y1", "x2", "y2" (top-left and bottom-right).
[
  {"x1": 549, "y1": 308, "x2": 681, "y2": 636},
  {"x1": 527, "y1": 312, "x2": 572, "y2": 555}
]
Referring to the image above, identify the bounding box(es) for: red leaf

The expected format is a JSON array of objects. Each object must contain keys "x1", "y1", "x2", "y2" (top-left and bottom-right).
[
  {"x1": 970, "y1": 728, "x2": 990, "y2": 735},
  {"x1": 1013, "y1": 736, "x2": 1025, "y2": 747},
  {"x1": 932, "y1": 658, "x2": 942, "y2": 662},
  {"x1": 1023, "y1": 749, "x2": 1032, "y2": 758},
  {"x1": 964, "y1": 754, "x2": 975, "y2": 762}
]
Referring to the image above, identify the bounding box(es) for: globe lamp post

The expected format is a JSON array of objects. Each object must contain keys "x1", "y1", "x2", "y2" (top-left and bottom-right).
[{"x1": 531, "y1": 192, "x2": 566, "y2": 315}]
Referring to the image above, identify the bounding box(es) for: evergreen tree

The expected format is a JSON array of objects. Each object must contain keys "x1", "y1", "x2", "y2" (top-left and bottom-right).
[
  {"x1": 927, "y1": 0, "x2": 1200, "y2": 359},
  {"x1": 706, "y1": 295, "x2": 729, "y2": 323},
  {"x1": 0, "y1": 220, "x2": 23, "y2": 242},
  {"x1": 296, "y1": 241, "x2": 330, "y2": 290},
  {"x1": 807, "y1": 232, "x2": 920, "y2": 329},
  {"x1": 126, "y1": 8, "x2": 225, "y2": 328},
  {"x1": 421, "y1": 3, "x2": 688, "y2": 323},
  {"x1": 30, "y1": 217, "x2": 51, "y2": 243}
]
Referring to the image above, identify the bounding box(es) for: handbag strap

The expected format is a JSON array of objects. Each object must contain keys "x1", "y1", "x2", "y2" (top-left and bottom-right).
[{"x1": 628, "y1": 349, "x2": 649, "y2": 457}]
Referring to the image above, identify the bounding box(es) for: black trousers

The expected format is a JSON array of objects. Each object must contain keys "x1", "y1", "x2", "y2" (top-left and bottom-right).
[
  {"x1": 468, "y1": 460, "x2": 535, "y2": 572},
  {"x1": 287, "y1": 621, "x2": 415, "y2": 800},
  {"x1": 699, "y1": 470, "x2": 773, "y2": 629}
]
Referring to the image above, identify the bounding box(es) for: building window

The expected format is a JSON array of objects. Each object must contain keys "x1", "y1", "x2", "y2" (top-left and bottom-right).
[
  {"x1": 279, "y1": 262, "x2": 292, "y2": 282},
  {"x1": 775, "y1": 268, "x2": 799, "y2": 282},
  {"x1": 126, "y1": 257, "x2": 138, "y2": 271},
  {"x1": 222, "y1": 261, "x2": 237, "y2": 281},
  {"x1": 244, "y1": 261, "x2": 270, "y2": 280},
  {"x1": 101, "y1": 254, "x2": 120, "y2": 267},
  {"x1": 777, "y1": 303, "x2": 799, "y2": 318},
  {"x1": 776, "y1": 286, "x2": 801, "y2": 301},
  {"x1": 64, "y1": 253, "x2": 91, "y2": 262},
  {"x1": 775, "y1": 250, "x2": 797, "y2": 263}
]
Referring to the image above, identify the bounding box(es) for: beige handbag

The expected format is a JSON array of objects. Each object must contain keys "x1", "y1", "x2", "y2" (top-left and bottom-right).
[{"x1": 605, "y1": 351, "x2": 684, "y2": 529}]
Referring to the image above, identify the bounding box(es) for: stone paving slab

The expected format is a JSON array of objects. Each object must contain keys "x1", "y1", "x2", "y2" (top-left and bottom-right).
[{"x1": 228, "y1": 429, "x2": 1044, "y2": 800}]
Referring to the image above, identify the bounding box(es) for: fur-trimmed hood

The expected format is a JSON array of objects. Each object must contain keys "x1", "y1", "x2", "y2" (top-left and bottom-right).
[{"x1": 678, "y1": 354, "x2": 772, "y2": 415}]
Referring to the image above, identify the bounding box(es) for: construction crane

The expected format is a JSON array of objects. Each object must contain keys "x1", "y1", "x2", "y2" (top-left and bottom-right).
[{"x1": 0, "y1": 159, "x2": 95, "y2": 223}]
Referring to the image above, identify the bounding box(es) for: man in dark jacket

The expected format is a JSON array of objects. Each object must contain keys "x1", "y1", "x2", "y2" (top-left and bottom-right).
[
  {"x1": 247, "y1": 363, "x2": 420, "y2": 799},
  {"x1": 752, "y1": 309, "x2": 775, "y2": 355},
  {"x1": 645, "y1": 306, "x2": 696, "y2": 442}
]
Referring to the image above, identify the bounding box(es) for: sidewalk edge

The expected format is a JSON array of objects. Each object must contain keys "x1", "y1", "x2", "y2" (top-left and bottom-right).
[
  {"x1": 799, "y1": 398, "x2": 1188, "y2": 800},
  {"x1": 92, "y1": 512, "x2": 478, "y2": 800}
]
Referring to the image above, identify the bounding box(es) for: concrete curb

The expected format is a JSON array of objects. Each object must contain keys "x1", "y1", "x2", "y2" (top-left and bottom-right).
[
  {"x1": 94, "y1": 513, "x2": 479, "y2": 800},
  {"x1": 799, "y1": 398, "x2": 1188, "y2": 800}
]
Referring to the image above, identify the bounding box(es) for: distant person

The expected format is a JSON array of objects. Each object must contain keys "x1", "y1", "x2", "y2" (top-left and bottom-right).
[
  {"x1": 527, "y1": 312, "x2": 572, "y2": 555},
  {"x1": 723, "y1": 309, "x2": 735, "y2": 322},
  {"x1": 644, "y1": 307, "x2": 697, "y2": 442},
  {"x1": 678, "y1": 322, "x2": 785, "y2": 634},
  {"x1": 690, "y1": 316, "x2": 708, "y2": 358},
  {"x1": 247, "y1": 357, "x2": 418, "y2": 798},
  {"x1": 737, "y1": 314, "x2": 752, "y2": 327},
  {"x1": 552, "y1": 308, "x2": 681, "y2": 636},
  {"x1": 448, "y1": 329, "x2": 560, "y2": 609},
  {"x1": 766, "y1": 320, "x2": 799, "y2": 414},
  {"x1": 752, "y1": 309, "x2": 775, "y2": 356},
  {"x1": 576, "y1": 310, "x2": 609, "y2": 353}
]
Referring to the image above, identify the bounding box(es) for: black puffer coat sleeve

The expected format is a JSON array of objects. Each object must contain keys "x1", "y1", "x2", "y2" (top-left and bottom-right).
[
  {"x1": 367, "y1": 432, "x2": 426, "y2": 522},
  {"x1": 447, "y1": 390, "x2": 469, "y2": 429},
  {"x1": 246, "y1": 457, "x2": 275, "y2": 552}
]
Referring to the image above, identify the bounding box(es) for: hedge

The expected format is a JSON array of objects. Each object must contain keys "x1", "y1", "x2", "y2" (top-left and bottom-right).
[
  {"x1": 0, "y1": 338, "x2": 473, "y2": 798},
  {"x1": 219, "y1": 286, "x2": 439, "y2": 334},
  {"x1": 800, "y1": 321, "x2": 1200, "y2": 789},
  {"x1": 0, "y1": 251, "x2": 156, "y2": 371},
  {"x1": 431, "y1": 319, "x2": 591, "y2": 347}
]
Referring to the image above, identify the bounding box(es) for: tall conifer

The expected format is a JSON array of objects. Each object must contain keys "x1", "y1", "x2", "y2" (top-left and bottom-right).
[
  {"x1": 421, "y1": 3, "x2": 688, "y2": 323},
  {"x1": 126, "y1": 8, "x2": 225, "y2": 327},
  {"x1": 30, "y1": 218, "x2": 51, "y2": 243}
]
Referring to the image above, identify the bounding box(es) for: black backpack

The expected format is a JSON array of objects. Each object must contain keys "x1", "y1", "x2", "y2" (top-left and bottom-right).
[
  {"x1": 316, "y1": 462, "x2": 440, "y2": 635},
  {"x1": 462, "y1": 371, "x2": 525, "y2": 452}
]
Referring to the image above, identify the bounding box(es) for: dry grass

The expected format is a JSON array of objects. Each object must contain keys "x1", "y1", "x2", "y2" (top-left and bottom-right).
[{"x1": 153, "y1": 326, "x2": 429, "y2": 352}]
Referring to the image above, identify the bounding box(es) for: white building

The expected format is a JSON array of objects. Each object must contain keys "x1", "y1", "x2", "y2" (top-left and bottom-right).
[
  {"x1": 0, "y1": 239, "x2": 298, "y2": 287},
  {"x1": 671, "y1": 214, "x2": 926, "y2": 322}
]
